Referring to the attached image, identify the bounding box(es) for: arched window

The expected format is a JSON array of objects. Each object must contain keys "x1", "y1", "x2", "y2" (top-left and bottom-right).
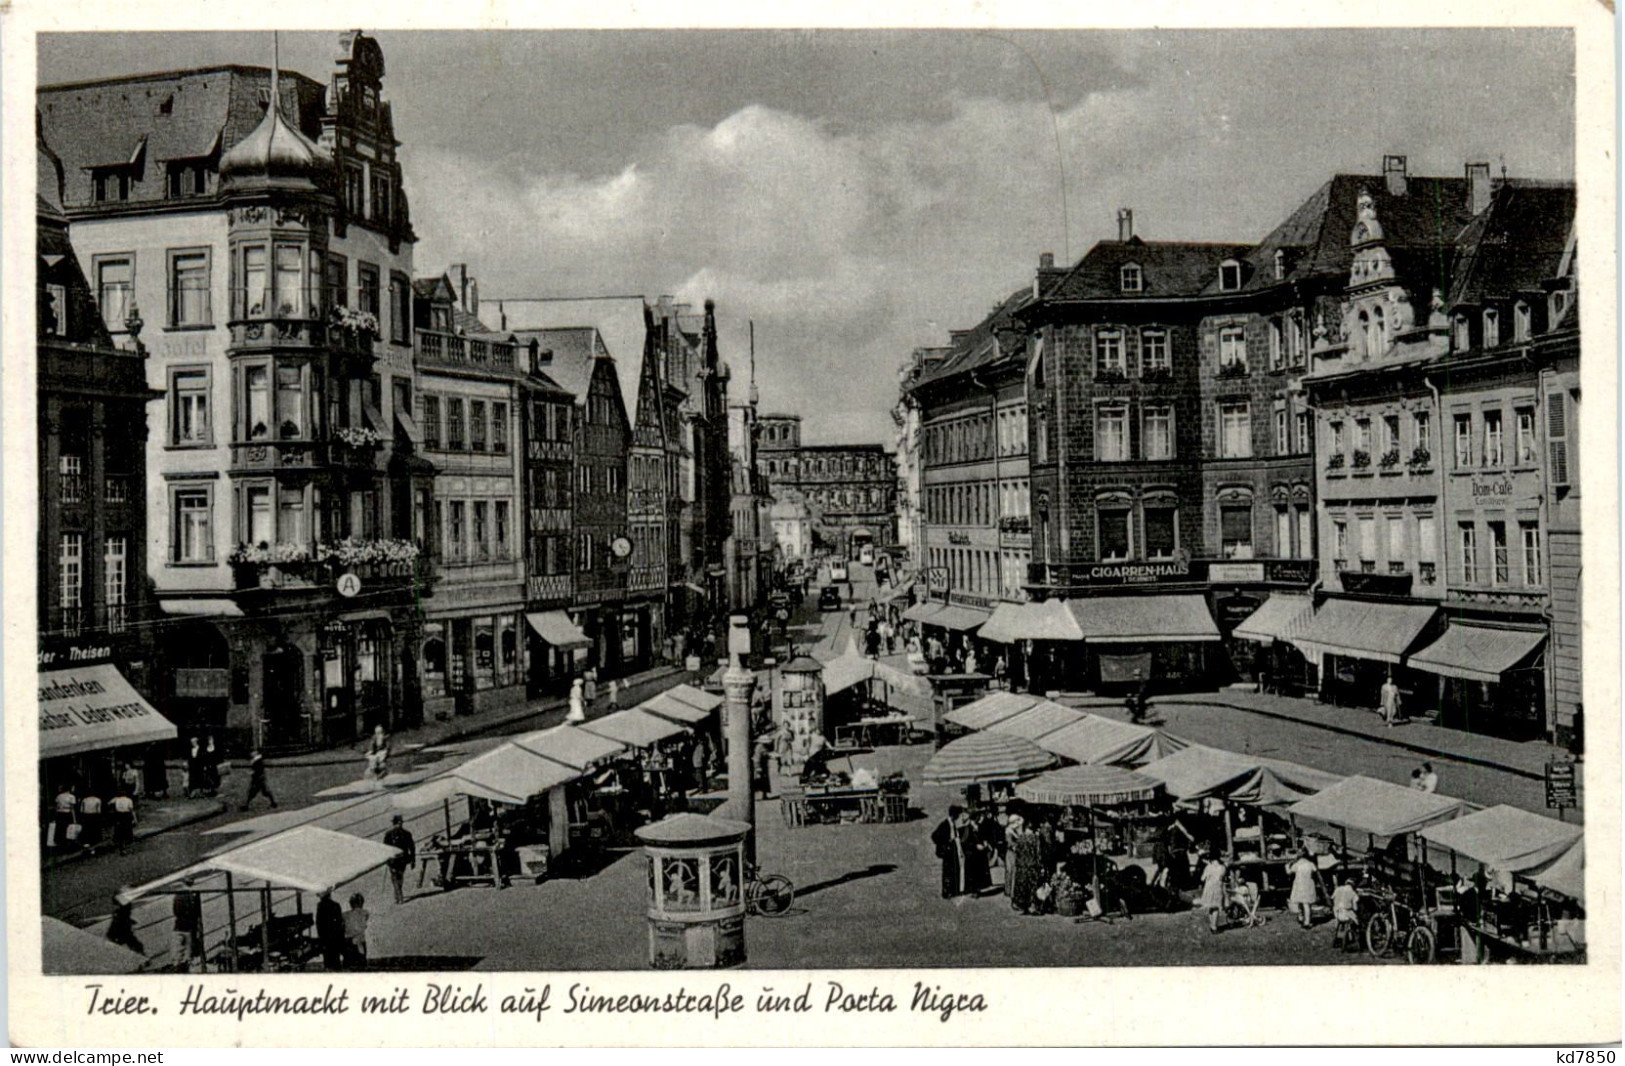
[
  {"x1": 1514, "y1": 302, "x2": 1532, "y2": 342},
  {"x1": 1371, "y1": 305, "x2": 1386, "y2": 358},
  {"x1": 1483, "y1": 308, "x2": 1500, "y2": 348},
  {"x1": 1357, "y1": 311, "x2": 1370, "y2": 360}
]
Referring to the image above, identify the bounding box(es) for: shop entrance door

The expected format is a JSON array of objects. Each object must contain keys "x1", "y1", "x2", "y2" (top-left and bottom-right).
[{"x1": 263, "y1": 646, "x2": 307, "y2": 748}]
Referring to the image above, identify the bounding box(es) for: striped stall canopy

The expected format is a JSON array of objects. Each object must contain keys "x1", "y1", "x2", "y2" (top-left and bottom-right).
[
  {"x1": 1034, "y1": 716, "x2": 1189, "y2": 768},
  {"x1": 1015, "y1": 764, "x2": 1164, "y2": 808},
  {"x1": 921, "y1": 731, "x2": 1056, "y2": 787},
  {"x1": 664, "y1": 684, "x2": 724, "y2": 713},
  {"x1": 639, "y1": 691, "x2": 712, "y2": 724},
  {"x1": 579, "y1": 709, "x2": 689, "y2": 749}
]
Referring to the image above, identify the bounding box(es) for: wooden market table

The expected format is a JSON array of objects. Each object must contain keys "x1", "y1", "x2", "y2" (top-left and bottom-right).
[
  {"x1": 801, "y1": 786, "x2": 884, "y2": 824},
  {"x1": 836, "y1": 715, "x2": 915, "y2": 747}
]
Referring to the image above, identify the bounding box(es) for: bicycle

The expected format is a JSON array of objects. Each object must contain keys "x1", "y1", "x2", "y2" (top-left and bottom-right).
[
  {"x1": 744, "y1": 862, "x2": 795, "y2": 916},
  {"x1": 1361, "y1": 886, "x2": 1422, "y2": 959}
]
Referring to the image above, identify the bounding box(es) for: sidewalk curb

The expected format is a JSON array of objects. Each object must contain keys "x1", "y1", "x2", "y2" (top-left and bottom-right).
[
  {"x1": 1152, "y1": 693, "x2": 1548, "y2": 782},
  {"x1": 43, "y1": 799, "x2": 227, "y2": 871}
]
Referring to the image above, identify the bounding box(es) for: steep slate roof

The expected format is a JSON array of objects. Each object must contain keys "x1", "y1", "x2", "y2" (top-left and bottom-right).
[
  {"x1": 1233, "y1": 174, "x2": 1475, "y2": 295},
  {"x1": 1446, "y1": 181, "x2": 1576, "y2": 307},
  {"x1": 509, "y1": 326, "x2": 611, "y2": 406},
  {"x1": 38, "y1": 66, "x2": 326, "y2": 208},
  {"x1": 1042, "y1": 239, "x2": 1254, "y2": 301},
  {"x1": 912, "y1": 286, "x2": 1032, "y2": 389},
  {"x1": 492, "y1": 296, "x2": 650, "y2": 424}
]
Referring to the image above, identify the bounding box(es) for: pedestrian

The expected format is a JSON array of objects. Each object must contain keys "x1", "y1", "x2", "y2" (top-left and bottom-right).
[
  {"x1": 931, "y1": 806, "x2": 968, "y2": 899},
  {"x1": 203, "y1": 735, "x2": 222, "y2": 795},
  {"x1": 365, "y1": 725, "x2": 390, "y2": 783},
  {"x1": 691, "y1": 736, "x2": 711, "y2": 792},
  {"x1": 78, "y1": 788, "x2": 103, "y2": 854},
  {"x1": 315, "y1": 890, "x2": 346, "y2": 971},
  {"x1": 1331, "y1": 876, "x2": 1361, "y2": 951},
  {"x1": 993, "y1": 654, "x2": 1008, "y2": 691},
  {"x1": 343, "y1": 893, "x2": 370, "y2": 969},
  {"x1": 1379, "y1": 674, "x2": 1402, "y2": 727},
  {"x1": 583, "y1": 668, "x2": 598, "y2": 707},
  {"x1": 1287, "y1": 849, "x2": 1318, "y2": 928},
  {"x1": 960, "y1": 810, "x2": 992, "y2": 896},
  {"x1": 1199, "y1": 850, "x2": 1229, "y2": 934},
  {"x1": 171, "y1": 887, "x2": 202, "y2": 972},
  {"x1": 607, "y1": 678, "x2": 620, "y2": 710},
  {"x1": 106, "y1": 898, "x2": 143, "y2": 956},
  {"x1": 1417, "y1": 761, "x2": 1438, "y2": 794},
  {"x1": 120, "y1": 761, "x2": 141, "y2": 800},
  {"x1": 108, "y1": 790, "x2": 136, "y2": 854},
  {"x1": 51, "y1": 783, "x2": 76, "y2": 850},
  {"x1": 185, "y1": 737, "x2": 203, "y2": 797},
  {"x1": 848, "y1": 603, "x2": 859, "y2": 629},
  {"x1": 144, "y1": 744, "x2": 169, "y2": 799},
  {"x1": 383, "y1": 814, "x2": 416, "y2": 904},
  {"x1": 240, "y1": 749, "x2": 277, "y2": 811},
  {"x1": 964, "y1": 646, "x2": 978, "y2": 676},
  {"x1": 567, "y1": 678, "x2": 587, "y2": 723}
]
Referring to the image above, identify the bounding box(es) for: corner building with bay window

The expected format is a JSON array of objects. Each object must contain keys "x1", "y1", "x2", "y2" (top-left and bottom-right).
[{"x1": 39, "y1": 33, "x2": 436, "y2": 751}]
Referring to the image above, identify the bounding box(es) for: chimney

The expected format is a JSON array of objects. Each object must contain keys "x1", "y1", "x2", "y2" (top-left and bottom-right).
[
  {"x1": 449, "y1": 262, "x2": 470, "y2": 307},
  {"x1": 1117, "y1": 208, "x2": 1134, "y2": 241},
  {"x1": 1466, "y1": 161, "x2": 1493, "y2": 215},
  {"x1": 1383, "y1": 155, "x2": 1408, "y2": 196},
  {"x1": 1039, "y1": 252, "x2": 1054, "y2": 270},
  {"x1": 468, "y1": 277, "x2": 479, "y2": 317}
]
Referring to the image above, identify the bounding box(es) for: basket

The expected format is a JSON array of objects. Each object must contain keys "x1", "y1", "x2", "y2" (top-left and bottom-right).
[{"x1": 883, "y1": 794, "x2": 908, "y2": 823}]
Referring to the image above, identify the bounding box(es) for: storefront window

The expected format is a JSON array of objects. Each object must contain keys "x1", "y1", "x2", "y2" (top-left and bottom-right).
[
  {"x1": 499, "y1": 616, "x2": 518, "y2": 686},
  {"x1": 422, "y1": 623, "x2": 446, "y2": 698},
  {"x1": 621, "y1": 611, "x2": 640, "y2": 660},
  {"x1": 356, "y1": 633, "x2": 378, "y2": 683}
]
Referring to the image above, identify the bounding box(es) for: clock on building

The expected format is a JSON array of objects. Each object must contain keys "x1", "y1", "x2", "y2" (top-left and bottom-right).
[{"x1": 611, "y1": 536, "x2": 634, "y2": 559}]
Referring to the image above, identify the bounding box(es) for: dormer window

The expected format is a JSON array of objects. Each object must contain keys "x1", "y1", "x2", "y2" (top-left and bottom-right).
[
  {"x1": 166, "y1": 160, "x2": 209, "y2": 198},
  {"x1": 91, "y1": 166, "x2": 133, "y2": 203},
  {"x1": 1514, "y1": 302, "x2": 1531, "y2": 342},
  {"x1": 1120, "y1": 264, "x2": 1143, "y2": 293},
  {"x1": 1274, "y1": 250, "x2": 1287, "y2": 281},
  {"x1": 1453, "y1": 314, "x2": 1471, "y2": 350},
  {"x1": 1219, "y1": 260, "x2": 1242, "y2": 292},
  {"x1": 1483, "y1": 308, "x2": 1500, "y2": 348},
  {"x1": 1549, "y1": 289, "x2": 1570, "y2": 326}
]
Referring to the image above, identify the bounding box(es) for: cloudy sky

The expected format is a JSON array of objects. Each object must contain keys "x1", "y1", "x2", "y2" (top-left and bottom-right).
[{"x1": 41, "y1": 29, "x2": 1574, "y2": 444}]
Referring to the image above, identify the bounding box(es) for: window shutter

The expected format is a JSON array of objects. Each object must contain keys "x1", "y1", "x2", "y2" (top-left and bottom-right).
[{"x1": 1547, "y1": 391, "x2": 1570, "y2": 486}]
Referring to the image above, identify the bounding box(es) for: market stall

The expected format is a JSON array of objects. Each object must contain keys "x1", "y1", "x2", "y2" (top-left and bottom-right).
[
  {"x1": 941, "y1": 691, "x2": 1043, "y2": 734},
  {"x1": 922, "y1": 731, "x2": 1056, "y2": 791},
  {"x1": 821, "y1": 651, "x2": 932, "y2": 746},
  {"x1": 511, "y1": 725, "x2": 632, "y2": 849},
  {"x1": 792, "y1": 746, "x2": 910, "y2": 825},
  {"x1": 983, "y1": 701, "x2": 1087, "y2": 743},
  {"x1": 1418, "y1": 805, "x2": 1584, "y2": 962},
  {"x1": 1032, "y1": 716, "x2": 1189, "y2": 769},
  {"x1": 117, "y1": 825, "x2": 401, "y2": 973}
]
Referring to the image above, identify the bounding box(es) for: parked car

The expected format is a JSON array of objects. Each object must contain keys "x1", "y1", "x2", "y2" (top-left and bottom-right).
[{"x1": 818, "y1": 585, "x2": 844, "y2": 611}]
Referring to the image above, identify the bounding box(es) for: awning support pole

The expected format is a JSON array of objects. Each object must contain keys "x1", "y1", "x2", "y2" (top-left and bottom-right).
[
  {"x1": 225, "y1": 872, "x2": 239, "y2": 973},
  {"x1": 259, "y1": 888, "x2": 271, "y2": 967}
]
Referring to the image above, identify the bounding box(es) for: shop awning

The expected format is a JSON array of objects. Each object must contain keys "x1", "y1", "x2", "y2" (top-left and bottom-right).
[
  {"x1": 932, "y1": 604, "x2": 991, "y2": 632},
  {"x1": 902, "y1": 602, "x2": 944, "y2": 625},
  {"x1": 985, "y1": 702, "x2": 1088, "y2": 742},
  {"x1": 159, "y1": 598, "x2": 244, "y2": 617},
  {"x1": 525, "y1": 611, "x2": 591, "y2": 649},
  {"x1": 42, "y1": 917, "x2": 147, "y2": 976},
  {"x1": 1033, "y1": 716, "x2": 1189, "y2": 768},
  {"x1": 1232, "y1": 593, "x2": 1317, "y2": 644},
  {"x1": 1533, "y1": 840, "x2": 1584, "y2": 901},
  {"x1": 1287, "y1": 775, "x2": 1467, "y2": 838},
  {"x1": 978, "y1": 599, "x2": 1086, "y2": 643},
  {"x1": 1408, "y1": 624, "x2": 1546, "y2": 683},
  {"x1": 1291, "y1": 598, "x2": 1438, "y2": 665},
  {"x1": 943, "y1": 691, "x2": 1043, "y2": 731},
  {"x1": 1418, "y1": 804, "x2": 1582, "y2": 873},
  {"x1": 512, "y1": 724, "x2": 627, "y2": 770},
  {"x1": 664, "y1": 684, "x2": 723, "y2": 713},
  {"x1": 119, "y1": 826, "x2": 400, "y2": 903},
  {"x1": 579, "y1": 709, "x2": 688, "y2": 749},
  {"x1": 1066, "y1": 595, "x2": 1221, "y2": 643},
  {"x1": 1016, "y1": 765, "x2": 1164, "y2": 807},
  {"x1": 39, "y1": 664, "x2": 176, "y2": 760}
]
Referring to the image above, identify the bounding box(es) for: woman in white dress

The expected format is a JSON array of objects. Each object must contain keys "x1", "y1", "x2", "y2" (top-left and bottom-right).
[{"x1": 1287, "y1": 849, "x2": 1319, "y2": 928}]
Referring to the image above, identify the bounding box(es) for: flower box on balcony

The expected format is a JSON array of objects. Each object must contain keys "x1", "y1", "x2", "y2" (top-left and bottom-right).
[
  {"x1": 1408, "y1": 447, "x2": 1432, "y2": 468},
  {"x1": 1326, "y1": 453, "x2": 1346, "y2": 470},
  {"x1": 1351, "y1": 449, "x2": 1372, "y2": 469},
  {"x1": 1217, "y1": 361, "x2": 1250, "y2": 379},
  {"x1": 1378, "y1": 449, "x2": 1402, "y2": 469},
  {"x1": 1094, "y1": 367, "x2": 1127, "y2": 383},
  {"x1": 1139, "y1": 367, "x2": 1173, "y2": 384},
  {"x1": 333, "y1": 426, "x2": 386, "y2": 449}
]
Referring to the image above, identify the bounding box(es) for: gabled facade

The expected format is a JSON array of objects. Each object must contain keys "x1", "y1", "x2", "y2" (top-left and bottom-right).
[{"x1": 39, "y1": 33, "x2": 432, "y2": 750}]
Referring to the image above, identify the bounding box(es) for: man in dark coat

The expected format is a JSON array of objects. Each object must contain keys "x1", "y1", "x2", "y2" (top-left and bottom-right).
[
  {"x1": 240, "y1": 749, "x2": 277, "y2": 811},
  {"x1": 931, "y1": 805, "x2": 968, "y2": 899},
  {"x1": 382, "y1": 815, "x2": 416, "y2": 904},
  {"x1": 316, "y1": 890, "x2": 346, "y2": 970}
]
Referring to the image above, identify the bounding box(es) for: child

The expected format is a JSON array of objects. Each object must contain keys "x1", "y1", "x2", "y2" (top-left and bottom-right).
[{"x1": 343, "y1": 892, "x2": 370, "y2": 969}]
